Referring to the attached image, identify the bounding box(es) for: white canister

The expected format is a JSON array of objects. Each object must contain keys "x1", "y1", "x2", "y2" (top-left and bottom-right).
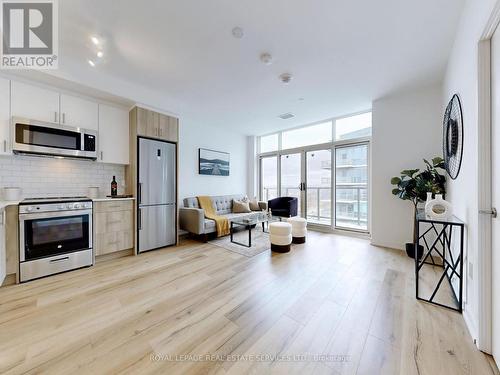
[
  {"x1": 2, "y1": 187, "x2": 22, "y2": 201},
  {"x1": 88, "y1": 187, "x2": 100, "y2": 199}
]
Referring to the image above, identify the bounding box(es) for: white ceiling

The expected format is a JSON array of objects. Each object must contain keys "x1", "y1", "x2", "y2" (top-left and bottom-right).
[{"x1": 56, "y1": 0, "x2": 464, "y2": 135}]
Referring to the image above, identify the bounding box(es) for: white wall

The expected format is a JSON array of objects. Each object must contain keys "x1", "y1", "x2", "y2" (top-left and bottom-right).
[
  {"x1": 178, "y1": 118, "x2": 247, "y2": 200},
  {"x1": 442, "y1": 0, "x2": 497, "y2": 343},
  {"x1": 0, "y1": 155, "x2": 125, "y2": 199},
  {"x1": 246, "y1": 136, "x2": 258, "y2": 199},
  {"x1": 371, "y1": 84, "x2": 443, "y2": 250}
]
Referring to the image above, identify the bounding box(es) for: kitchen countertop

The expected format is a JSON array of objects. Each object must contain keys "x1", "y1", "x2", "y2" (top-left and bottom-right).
[
  {"x1": 0, "y1": 201, "x2": 21, "y2": 210},
  {"x1": 91, "y1": 197, "x2": 135, "y2": 202},
  {"x1": 0, "y1": 197, "x2": 135, "y2": 209}
]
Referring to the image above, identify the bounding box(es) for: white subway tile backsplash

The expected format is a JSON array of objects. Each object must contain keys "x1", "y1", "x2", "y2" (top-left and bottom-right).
[{"x1": 0, "y1": 155, "x2": 126, "y2": 199}]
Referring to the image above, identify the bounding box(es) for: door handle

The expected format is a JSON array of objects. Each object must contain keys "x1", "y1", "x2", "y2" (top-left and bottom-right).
[
  {"x1": 138, "y1": 208, "x2": 142, "y2": 230},
  {"x1": 480, "y1": 208, "x2": 497, "y2": 218},
  {"x1": 138, "y1": 183, "x2": 142, "y2": 204}
]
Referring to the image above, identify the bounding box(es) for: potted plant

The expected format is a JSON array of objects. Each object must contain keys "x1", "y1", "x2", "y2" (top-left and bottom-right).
[{"x1": 390, "y1": 157, "x2": 446, "y2": 259}]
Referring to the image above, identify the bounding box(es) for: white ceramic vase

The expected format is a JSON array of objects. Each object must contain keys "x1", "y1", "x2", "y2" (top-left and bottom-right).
[{"x1": 425, "y1": 194, "x2": 452, "y2": 220}]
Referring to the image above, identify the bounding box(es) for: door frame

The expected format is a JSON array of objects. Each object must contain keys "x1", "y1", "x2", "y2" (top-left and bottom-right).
[{"x1": 477, "y1": 0, "x2": 500, "y2": 354}]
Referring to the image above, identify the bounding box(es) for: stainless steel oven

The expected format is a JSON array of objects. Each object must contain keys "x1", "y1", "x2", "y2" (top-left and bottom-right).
[
  {"x1": 12, "y1": 118, "x2": 97, "y2": 160},
  {"x1": 19, "y1": 198, "x2": 93, "y2": 282}
]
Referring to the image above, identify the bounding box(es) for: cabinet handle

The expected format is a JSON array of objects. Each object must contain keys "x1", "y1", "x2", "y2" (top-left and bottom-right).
[
  {"x1": 100, "y1": 151, "x2": 103, "y2": 160},
  {"x1": 0, "y1": 210, "x2": 4, "y2": 225},
  {"x1": 138, "y1": 183, "x2": 142, "y2": 205},
  {"x1": 3, "y1": 140, "x2": 6, "y2": 153},
  {"x1": 62, "y1": 113, "x2": 66, "y2": 124},
  {"x1": 159, "y1": 128, "x2": 162, "y2": 137},
  {"x1": 54, "y1": 111, "x2": 58, "y2": 122},
  {"x1": 50, "y1": 256, "x2": 70, "y2": 263}
]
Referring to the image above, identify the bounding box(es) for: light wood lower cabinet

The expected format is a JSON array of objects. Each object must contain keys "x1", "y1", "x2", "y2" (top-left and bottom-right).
[{"x1": 93, "y1": 201, "x2": 134, "y2": 256}]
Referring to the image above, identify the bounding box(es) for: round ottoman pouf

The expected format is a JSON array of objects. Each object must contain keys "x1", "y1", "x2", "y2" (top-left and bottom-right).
[
  {"x1": 287, "y1": 217, "x2": 307, "y2": 244},
  {"x1": 269, "y1": 222, "x2": 292, "y2": 253}
]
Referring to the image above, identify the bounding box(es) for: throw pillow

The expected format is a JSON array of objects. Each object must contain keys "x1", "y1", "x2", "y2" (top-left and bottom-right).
[
  {"x1": 233, "y1": 199, "x2": 251, "y2": 213},
  {"x1": 249, "y1": 198, "x2": 260, "y2": 211}
]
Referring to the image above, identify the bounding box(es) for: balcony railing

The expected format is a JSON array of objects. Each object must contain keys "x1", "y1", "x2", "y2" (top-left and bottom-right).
[{"x1": 262, "y1": 184, "x2": 367, "y2": 229}]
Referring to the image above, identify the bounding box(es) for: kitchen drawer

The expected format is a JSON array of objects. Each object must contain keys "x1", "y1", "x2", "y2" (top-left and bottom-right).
[
  {"x1": 94, "y1": 200, "x2": 133, "y2": 213},
  {"x1": 95, "y1": 231, "x2": 133, "y2": 256},
  {"x1": 95, "y1": 210, "x2": 132, "y2": 234}
]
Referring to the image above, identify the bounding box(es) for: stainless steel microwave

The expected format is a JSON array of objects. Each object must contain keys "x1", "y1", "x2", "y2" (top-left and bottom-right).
[{"x1": 12, "y1": 118, "x2": 98, "y2": 160}]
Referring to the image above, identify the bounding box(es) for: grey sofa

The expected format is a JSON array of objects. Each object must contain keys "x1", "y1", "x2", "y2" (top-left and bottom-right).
[{"x1": 179, "y1": 194, "x2": 267, "y2": 237}]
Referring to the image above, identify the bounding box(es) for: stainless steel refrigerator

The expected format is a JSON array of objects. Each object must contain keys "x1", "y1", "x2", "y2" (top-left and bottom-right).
[{"x1": 137, "y1": 137, "x2": 176, "y2": 253}]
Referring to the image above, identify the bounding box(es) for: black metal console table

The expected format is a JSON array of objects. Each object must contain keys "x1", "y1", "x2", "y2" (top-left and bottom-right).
[{"x1": 415, "y1": 210, "x2": 464, "y2": 312}]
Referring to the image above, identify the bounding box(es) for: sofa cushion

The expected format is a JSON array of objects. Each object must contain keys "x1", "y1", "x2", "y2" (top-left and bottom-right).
[
  {"x1": 233, "y1": 199, "x2": 251, "y2": 213},
  {"x1": 249, "y1": 198, "x2": 261, "y2": 211},
  {"x1": 183, "y1": 194, "x2": 247, "y2": 215}
]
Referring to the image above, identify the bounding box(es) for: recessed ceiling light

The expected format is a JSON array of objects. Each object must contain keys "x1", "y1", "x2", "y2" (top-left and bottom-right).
[
  {"x1": 279, "y1": 73, "x2": 293, "y2": 84},
  {"x1": 298, "y1": 97, "x2": 305, "y2": 101},
  {"x1": 97, "y1": 51, "x2": 103, "y2": 58},
  {"x1": 231, "y1": 26, "x2": 244, "y2": 39},
  {"x1": 91, "y1": 36, "x2": 100, "y2": 45},
  {"x1": 278, "y1": 113, "x2": 294, "y2": 120},
  {"x1": 88, "y1": 59, "x2": 96, "y2": 67},
  {"x1": 260, "y1": 52, "x2": 273, "y2": 65}
]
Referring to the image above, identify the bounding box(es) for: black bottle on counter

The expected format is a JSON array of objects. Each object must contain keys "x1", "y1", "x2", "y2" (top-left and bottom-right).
[{"x1": 111, "y1": 176, "x2": 118, "y2": 196}]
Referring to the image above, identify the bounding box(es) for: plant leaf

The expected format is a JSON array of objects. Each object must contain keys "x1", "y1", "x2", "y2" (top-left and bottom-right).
[{"x1": 390, "y1": 177, "x2": 401, "y2": 185}]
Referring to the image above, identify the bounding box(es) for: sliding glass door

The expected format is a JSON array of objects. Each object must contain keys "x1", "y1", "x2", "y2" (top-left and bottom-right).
[
  {"x1": 260, "y1": 144, "x2": 369, "y2": 232},
  {"x1": 280, "y1": 153, "x2": 303, "y2": 217},
  {"x1": 306, "y1": 149, "x2": 332, "y2": 225},
  {"x1": 334, "y1": 143, "x2": 369, "y2": 231}
]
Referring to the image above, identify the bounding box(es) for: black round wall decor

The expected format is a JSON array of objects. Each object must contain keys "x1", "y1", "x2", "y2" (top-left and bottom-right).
[{"x1": 442, "y1": 94, "x2": 464, "y2": 180}]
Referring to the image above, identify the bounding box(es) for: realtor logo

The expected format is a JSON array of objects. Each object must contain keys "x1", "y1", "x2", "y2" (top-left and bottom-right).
[{"x1": 0, "y1": 0, "x2": 58, "y2": 69}]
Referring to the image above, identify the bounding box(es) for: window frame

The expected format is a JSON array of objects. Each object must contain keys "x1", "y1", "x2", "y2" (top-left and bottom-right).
[{"x1": 257, "y1": 110, "x2": 372, "y2": 234}]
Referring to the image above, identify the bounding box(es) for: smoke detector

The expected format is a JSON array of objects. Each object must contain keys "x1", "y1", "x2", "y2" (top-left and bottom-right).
[
  {"x1": 279, "y1": 73, "x2": 293, "y2": 84},
  {"x1": 260, "y1": 52, "x2": 273, "y2": 65},
  {"x1": 278, "y1": 113, "x2": 295, "y2": 120},
  {"x1": 232, "y1": 27, "x2": 244, "y2": 39}
]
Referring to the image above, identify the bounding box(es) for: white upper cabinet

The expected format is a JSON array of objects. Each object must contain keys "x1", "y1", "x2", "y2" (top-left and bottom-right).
[
  {"x1": 11, "y1": 81, "x2": 60, "y2": 123},
  {"x1": 60, "y1": 94, "x2": 98, "y2": 130},
  {"x1": 98, "y1": 104, "x2": 129, "y2": 165},
  {"x1": 0, "y1": 78, "x2": 11, "y2": 155}
]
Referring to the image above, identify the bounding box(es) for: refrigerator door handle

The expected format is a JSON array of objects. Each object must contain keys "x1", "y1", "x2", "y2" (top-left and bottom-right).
[
  {"x1": 138, "y1": 183, "x2": 143, "y2": 205},
  {"x1": 138, "y1": 208, "x2": 142, "y2": 230}
]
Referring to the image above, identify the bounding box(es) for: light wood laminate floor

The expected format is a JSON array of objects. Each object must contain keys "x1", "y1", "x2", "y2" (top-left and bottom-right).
[{"x1": 0, "y1": 231, "x2": 498, "y2": 374}]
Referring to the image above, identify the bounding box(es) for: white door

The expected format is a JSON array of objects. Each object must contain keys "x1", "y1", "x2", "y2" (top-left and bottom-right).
[
  {"x1": 60, "y1": 94, "x2": 98, "y2": 130},
  {"x1": 98, "y1": 104, "x2": 129, "y2": 164},
  {"x1": 491, "y1": 28, "x2": 500, "y2": 364},
  {"x1": 11, "y1": 81, "x2": 60, "y2": 123},
  {"x1": 0, "y1": 78, "x2": 10, "y2": 155}
]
